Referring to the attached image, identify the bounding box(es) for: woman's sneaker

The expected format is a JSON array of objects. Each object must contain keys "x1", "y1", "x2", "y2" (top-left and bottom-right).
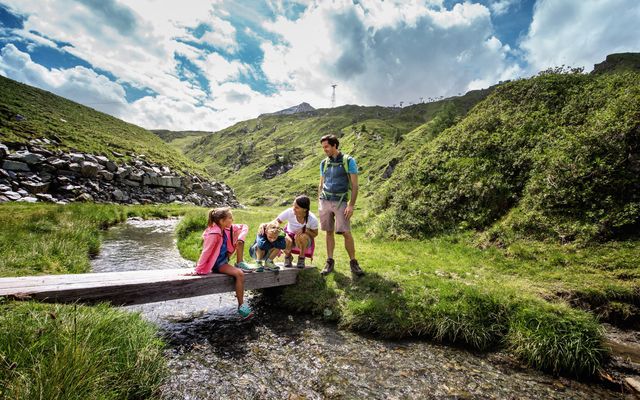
[
  {"x1": 238, "y1": 303, "x2": 253, "y2": 320},
  {"x1": 296, "y1": 257, "x2": 306, "y2": 269},
  {"x1": 283, "y1": 254, "x2": 294, "y2": 269},
  {"x1": 235, "y1": 261, "x2": 254, "y2": 273}
]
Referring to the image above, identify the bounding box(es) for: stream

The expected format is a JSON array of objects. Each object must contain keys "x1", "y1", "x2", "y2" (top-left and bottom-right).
[{"x1": 91, "y1": 218, "x2": 638, "y2": 399}]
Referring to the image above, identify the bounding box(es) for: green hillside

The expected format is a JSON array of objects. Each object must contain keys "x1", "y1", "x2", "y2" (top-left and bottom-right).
[
  {"x1": 183, "y1": 88, "x2": 492, "y2": 205},
  {"x1": 370, "y1": 69, "x2": 640, "y2": 244},
  {"x1": 0, "y1": 75, "x2": 205, "y2": 175}
]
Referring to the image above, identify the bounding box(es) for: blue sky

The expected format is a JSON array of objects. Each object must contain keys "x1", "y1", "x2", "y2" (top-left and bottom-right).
[{"x1": 1, "y1": 0, "x2": 638, "y2": 131}]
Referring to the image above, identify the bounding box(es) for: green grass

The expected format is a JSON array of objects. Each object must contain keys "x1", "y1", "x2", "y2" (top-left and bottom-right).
[
  {"x1": 0, "y1": 202, "x2": 635, "y2": 382},
  {"x1": 0, "y1": 202, "x2": 202, "y2": 399},
  {"x1": 180, "y1": 89, "x2": 492, "y2": 206},
  {"x1": 0, "y1": 202, "x2": 194, "y2": 277},
  {"x1": 175, "y1": 205, "x2": 638, "y2": 376},
  {"x1": 0, "y1": 75, "x2": 206, "y2": 176},
  {"x1": 0, "y1": 301, "x2": 166, "y2": 400}
]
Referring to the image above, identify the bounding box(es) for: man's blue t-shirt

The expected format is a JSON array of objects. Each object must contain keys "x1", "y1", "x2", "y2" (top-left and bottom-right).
[{"x1": 213, "y1": 231, "x2": 229, "y2": 268}]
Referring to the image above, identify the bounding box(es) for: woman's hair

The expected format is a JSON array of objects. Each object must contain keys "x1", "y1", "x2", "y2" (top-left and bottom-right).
[{"x1": 294, "y1": 195, "x2": 310, "y2": 232}]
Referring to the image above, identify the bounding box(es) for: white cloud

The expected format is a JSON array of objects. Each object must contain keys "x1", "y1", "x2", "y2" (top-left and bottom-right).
[
  {"x1": 196, "y1": 52, "x2": 249, "y2": 85},
  {"x1": 521, "y1": 0, "x2": 640, "y2": 73},
  {"x1": 0, "y1": 44, "x2": 128, "y2": 116},
  {"x1": 489, "y1": 0, "x2": 516, "y2": 16},
  {"x1": 260, "y1": 1, "x2": 520, "y2": 107},
  {"x1": 196, "y1": 14, "x2": 239, "y2": 53}
]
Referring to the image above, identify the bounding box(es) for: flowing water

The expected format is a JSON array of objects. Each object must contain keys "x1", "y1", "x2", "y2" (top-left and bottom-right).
[{"x1": 91, "y1": 218, "x2": 636, "y2": 399}]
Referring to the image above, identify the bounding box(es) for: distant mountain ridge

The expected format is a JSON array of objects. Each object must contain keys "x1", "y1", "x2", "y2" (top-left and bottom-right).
[{"x1": 263, "y1": 102, "x2": 316, "y2": 116}]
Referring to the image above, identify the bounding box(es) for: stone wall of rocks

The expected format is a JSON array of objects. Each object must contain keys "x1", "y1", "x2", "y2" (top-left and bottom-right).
[{"x1": 0, "y1": 140, "x2": 239, "y2": 207}]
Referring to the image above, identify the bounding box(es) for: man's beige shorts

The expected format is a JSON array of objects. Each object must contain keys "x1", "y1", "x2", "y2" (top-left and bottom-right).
[{"x1": 319, "y1": 199, "x2": 350, "y2": 233}]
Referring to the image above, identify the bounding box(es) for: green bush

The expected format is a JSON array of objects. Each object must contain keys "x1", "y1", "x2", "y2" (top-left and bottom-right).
[{"x1": 371, "y1": 71, "x2": 640, "y2": 244}]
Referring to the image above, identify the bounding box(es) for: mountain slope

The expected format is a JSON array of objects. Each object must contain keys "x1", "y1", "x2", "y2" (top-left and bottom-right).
[
  {"x1": 369, "y1": 69, "x2": 640, "y2": 244},
  {"x1": 0, "y1": 75, "x2": 204, "y2": 175},
  {"x1": 182, "y1": 88, "x2": 492, "y2": 205}
]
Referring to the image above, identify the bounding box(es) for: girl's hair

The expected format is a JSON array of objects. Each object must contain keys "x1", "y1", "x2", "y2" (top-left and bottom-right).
[
  {"x1": 294, "y1": 195, "x2": 310, "y2": 233},
  {"x1": 208, "y1": 207, "x2": 234, "y2": 242}
]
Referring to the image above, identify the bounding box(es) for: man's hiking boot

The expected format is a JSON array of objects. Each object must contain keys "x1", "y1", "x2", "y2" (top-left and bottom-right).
[
  {"x1": 296, "y1": 257, "x2": 306, "y2": 269},
  {"x1": 283, "y1": 254, "x2": 294, "y2": 269},
  {"x1": 321, "y1": 258, "x2": 335, "y2": 276},
  {"x1": 350, "y1": 259, "x2": 365, "y2": 277}
]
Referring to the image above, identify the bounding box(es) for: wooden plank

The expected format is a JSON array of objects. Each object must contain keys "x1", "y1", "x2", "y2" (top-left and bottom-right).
[{"x1": 0, "y1": 266, "x2": 314, "y2": 306}]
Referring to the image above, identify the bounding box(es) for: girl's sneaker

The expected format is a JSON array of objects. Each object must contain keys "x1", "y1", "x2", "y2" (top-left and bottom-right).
[
  {"x1": 254, "y1": 260, "x2": 264, "y2": 272},
  {"x1": 235, "y1": 261, "x2": 254, "y2": 273},
  {"x1": 238, "y1": 303, "x2": 253, "y2": 320},
  {"x1": 296, "y1": 257, "x2": 306, "y2": 269}
]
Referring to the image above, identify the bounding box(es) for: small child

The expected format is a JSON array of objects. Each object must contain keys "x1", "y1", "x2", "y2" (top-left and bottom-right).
[
  {"x1": 249, "y1": 221, "x2": 286, "y2": 272},
  {"x1": 192, "y1": 207, "x2": 253, "y2": 320}
]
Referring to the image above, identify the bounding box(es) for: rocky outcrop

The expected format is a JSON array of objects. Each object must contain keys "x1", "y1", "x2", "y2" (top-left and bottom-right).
[{"x1": 0, "y1": 140, "x2": 239, "y2": 207}]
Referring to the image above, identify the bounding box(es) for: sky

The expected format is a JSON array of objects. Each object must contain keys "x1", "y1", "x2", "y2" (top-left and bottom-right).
[{"x1": 0, "y1": 0, "x2": 639, "y2": 132}]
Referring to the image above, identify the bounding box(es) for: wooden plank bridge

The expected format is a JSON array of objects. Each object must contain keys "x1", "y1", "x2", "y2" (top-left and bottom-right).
[{"x1": 0, "y1": 266, "x2": 313, "y2": 306}]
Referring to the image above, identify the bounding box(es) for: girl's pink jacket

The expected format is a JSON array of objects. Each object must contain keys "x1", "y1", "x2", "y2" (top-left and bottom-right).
[{"x1": 194, "y1": 223, "x2": 249, "y2": 275}]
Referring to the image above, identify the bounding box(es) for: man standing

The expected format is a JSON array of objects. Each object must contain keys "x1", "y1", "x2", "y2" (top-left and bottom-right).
[{"x1": 318, "y1": 134, "x2": 365, "y2": 277}]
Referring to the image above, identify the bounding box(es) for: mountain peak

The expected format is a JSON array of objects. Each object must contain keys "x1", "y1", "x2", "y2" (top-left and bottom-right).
[{"x1": 266, "y1": 102, "x2": 315, "y2": 116}]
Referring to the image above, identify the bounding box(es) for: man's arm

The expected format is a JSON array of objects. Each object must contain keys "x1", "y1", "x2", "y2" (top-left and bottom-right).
[
  {"x1": 318, "y1": 175, "x2": 324, "y2": 199},
  {"x1": 345, "y1": 173, "x2": 358, "y2": 220}
]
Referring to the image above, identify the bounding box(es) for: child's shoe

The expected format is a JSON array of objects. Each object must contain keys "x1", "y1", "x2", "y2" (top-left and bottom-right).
[
  {"x1": 296, "y1": 257, "x2": 306, "y2": 269},
  {"x1": 254, "y1": 260, "x2": 264, "y2": 272},
  {"x1": 238, "y1": 303, "x2": 253, "y2": 320},
  {"x1": 235, "y1": 261, "x2": 254, "y2": 273},
  {"x1": 264, "y1": 258, "x2": 279, "y2": 272}
]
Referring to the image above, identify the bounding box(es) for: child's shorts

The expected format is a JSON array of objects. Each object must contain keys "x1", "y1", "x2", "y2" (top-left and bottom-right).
[{"x1": 249, "y1": 233, "x2": 286, "y2": 259}]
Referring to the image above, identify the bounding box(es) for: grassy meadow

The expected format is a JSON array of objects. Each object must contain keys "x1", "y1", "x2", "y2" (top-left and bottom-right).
[
  {"x1": 0, "y1": 201, "x2": 637, "y2": 398},
  {"x1": 177, "y1": 203, "x2": 639, "y2": 377}
]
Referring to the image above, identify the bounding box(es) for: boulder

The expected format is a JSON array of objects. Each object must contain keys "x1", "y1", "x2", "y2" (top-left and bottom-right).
[
  {"x1": 2, "y1": 160, "x2": 30, "y2": 172},
  {"x1": 22, "y1": 181, "x2": 50, "y2": 194},
  {"x1": 80, "y1": 161, "x2": 100, "y2": 178},
  {"x1": 75, "y1": 193, "x2": 94, "y2": 202}
]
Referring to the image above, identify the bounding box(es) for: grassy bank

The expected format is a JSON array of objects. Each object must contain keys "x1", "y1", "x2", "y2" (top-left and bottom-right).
[
  {"x1": 0, "y1": 301, "x2": 166, "y2": 399},
  {"x1": 177, "y1": 205, "x2": 639, "y2": 377},
  {"x1": 0, "y1": 202, "x2": 192, "y2": 277},
  {"x1": 0, "y1": 202, "x2": 195, "y2": 399}
]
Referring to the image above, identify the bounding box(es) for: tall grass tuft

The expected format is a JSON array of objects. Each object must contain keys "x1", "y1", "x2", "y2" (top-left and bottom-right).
[
  {"x1": 0, "y1": 301, "x2": 167, "y2": 399},
  {"x1": 506, "y1": 300, "x2": 607, "y2": 377}
]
